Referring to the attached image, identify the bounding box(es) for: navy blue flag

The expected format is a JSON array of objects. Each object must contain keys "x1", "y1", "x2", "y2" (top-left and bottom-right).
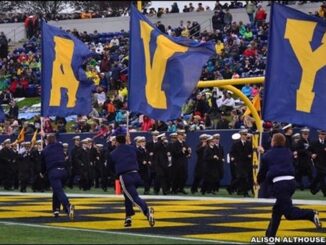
[
  {"x1": 128, "y1": 4, "x2": 215, "y2": 121},
  {"x1": 263, "y1": 4, "x2": 326, "y2": 130},
  {"x1": 41, "y1": 21, "x2": 95, "y2": 117}
]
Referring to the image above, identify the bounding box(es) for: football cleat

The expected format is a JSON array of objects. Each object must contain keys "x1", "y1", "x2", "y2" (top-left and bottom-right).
[
  {"x1": 68, "y1": 205, "x2": 75, "y2": 221},
  {"x1": 147, "y1": 207, "x2": 155, "y2": 227},
  {"x1": 124, "y1": 217, "x2": 132, "y2": 227},
  {"x1": 313, "y1": 211, "x2": 322, "y2": 229}
]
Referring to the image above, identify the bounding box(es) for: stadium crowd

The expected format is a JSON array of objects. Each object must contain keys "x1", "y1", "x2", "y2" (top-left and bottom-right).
[
  {"x1": 1, "y1": 1, "x2": 325, "y2": 136},
  {"x1": 0, "y1": 2, "x2": 269, "y2": 135},
  {"x1": 0, "y1": 1, "x2": 325, "y2": 197},
  {"x1": 0, "y1": 1, "x2": 323, "y2": 24}
]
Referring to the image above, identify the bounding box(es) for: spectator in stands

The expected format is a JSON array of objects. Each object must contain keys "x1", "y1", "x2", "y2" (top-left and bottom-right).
[
  {"x1": 8, "y1": 100, "x2": 18, "y2": 119},
  {"x1": 0, "y1": 32, "x2": 8, "y2": 59},
  {"x1": 255, "y1": 4, "x2": 267, "y2": 27},
  {"x1": 110, "y1": 63, "x2": 122, "y2": 90},
  {"x1": 171, "y1": 2, "x2": 180, "y2": 13},
  {"x1": 142, "y1": 8, "x2": 148, "y2": 15},
  {"x1": 194, "y1": 93, "x2": 210, "y2": 118},
  {"x1": 196, "y1": 3, "x2": 205, "y2": 12},
  {"x1": 156, "y1": 21, "x2": 166, "y2": 34},
  {"x1": 243, "y1": 44, "x2": 257, "y2": 57},
  {"x1": 157, "y1": 8, "x2": 164, "y2": 18},
  {"x1": 105, "y1": 99, "x2": 116, "y2": 122},
  {"x1": 75, "y1": 118, "x2": 91, "y2": 133},
  {"x1": 223, "y1": 9, "x2": 233, "y2": 26},
  {"x1": 318, "y1": 2, "x2": 326, "y2": 18},
  {"x1": 221, "y1": 92, "x2": 235, "y2": 113},
  {"x1": 183, "y1": 5, "x2": 190, "y2": 13},
  {"x1": 181, "y1": 25, "x2": 190, "y2": 38},
  {"x1": 149, "y1": 8, "x2": 157, "y2": 16},
  {"x1": 94, "y1": 86, "x2": 106, "y2": 107},
  {"x1": 239, "y1": 21, "x2": 247, "y2": 36},
  {"x1": 167, "y1": 26, "x2": 173, "y2": 36},
  {"x1": 189, "y1": 3, "x2": 195, "y2": 12},
  {"x1": 190, "y1": 21, "x2": 201, "y2": 38},
  {"x1": 245, "y1": 1, "x2": 256, "y2": 25},
  {"x1": 167, "y1": 121, "x2": 177, "y2": 132},
  {"x1": 214, "y1": 1, "x2": 223, "y2": 10},
  {"x1": 141, "y1": 116, "x2": 154, "y2": 132},
  {"x1": 0, "y1": 90, "x2": 13, "y2": 104},
  {"x1": 43, "y1": 118, "x2": 54, "y2": 133},
  {"x1": 215, "y1": 40, "x2": 224, "y2": 55},
  {"x1": 86, "y1": 65, "x2": 100, "y2": 86},
  {"x1": 251, "y1": 85, "x2": 260, "y2": 97},
  {"x1": 212, "y1": 10, "x2": 224, "y2": 32},
  {"x1": 241, "y1": 84, "x2": 252, "y2": 98},
  {"x1": 20, "y1": 74, "x2": 29, "y2": 97},
  {"x1": 110, "y1": 36, "x2": 120, "y2": 47},
  {"x1": 115, "y1": 109, "x2": 127, "y2": 124},
  {"x1": 55, "y1": 119, "x2": 67, "y2": 133},
  {"x1": 10, "y1": 119, "x2": 19, "y2": 134},
  {"x1": 99, "y1": 55, "x2": 110, "y2": 73},
  {"x1": 3, "y1": 120, "x2": 13, "y2": 135},
  {"x1": 9, "y1": 75, "x2": 20, "y2": 97},
  {"x1": 153, "y1": 120, "x2": 168, "y2": 132},
  {"x1": 243, "y1": 26, "x2": 253, "y2": 41}
]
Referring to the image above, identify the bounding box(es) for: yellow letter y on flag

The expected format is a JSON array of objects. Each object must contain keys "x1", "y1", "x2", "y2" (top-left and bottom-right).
[{"x1": 285, "y1": 19, "x2": 326, "y2": 113}]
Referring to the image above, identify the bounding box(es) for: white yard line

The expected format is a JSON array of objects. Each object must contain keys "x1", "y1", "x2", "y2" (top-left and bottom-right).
[
  {"x1": 0, "y1": 221, "x2": 244, "y2": 244},
  {"x1": 0, "y1": 191, "x2": 325, "y2": 205}
]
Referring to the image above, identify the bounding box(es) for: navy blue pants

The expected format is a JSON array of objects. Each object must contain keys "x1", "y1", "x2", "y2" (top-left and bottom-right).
[
  {"x1": 48, "y1": 168, "x2": 70, "y2": 213},
  {"x1": 266, "y1": 179, "x2": 314, "y2": 237},
  {"x1": 119, "y1": 172, "x2": 149, "y2": 217}
]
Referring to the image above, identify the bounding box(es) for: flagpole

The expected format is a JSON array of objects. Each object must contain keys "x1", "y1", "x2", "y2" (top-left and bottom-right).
[
  {"x1": 126, "y1": 111, "x2": 130, "y2": 134},
  {"x1": 254, "y1": 121, "x2": 264, "y2": 198},
  {"x1": 40, "y1": 117, "x2": 45, "y2": 150}
]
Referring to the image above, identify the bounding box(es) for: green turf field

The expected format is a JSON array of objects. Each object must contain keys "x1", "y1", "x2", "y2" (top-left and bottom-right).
[
  {"x1": 0, "y1": 191, "x2": 325, "y2": 244},
  {"x1": 0, "y1": 223, "x2": 203, "y2": 244}
]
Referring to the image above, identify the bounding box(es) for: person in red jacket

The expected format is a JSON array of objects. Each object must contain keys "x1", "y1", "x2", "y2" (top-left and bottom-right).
[
  {"x1": 243, "y1": 44, "x2": 257, "y2": 57},
  {"x1": 141, "y1": 115, "x2": 154, "y2": 132},
  {"x1": 255, "y1": 4, "x2": 267, "y2": 27},
  {"x1": 20, "y1": 75, "x2": 29, "y2": 96},
  {"x1": 9, "y1": 76, "x2": 19, "y2": 94}
]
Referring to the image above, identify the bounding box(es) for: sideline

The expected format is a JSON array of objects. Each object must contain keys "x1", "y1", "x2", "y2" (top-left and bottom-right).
[{"x1": 0, "y1": 191, "x2": 325, "y2": 205}]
